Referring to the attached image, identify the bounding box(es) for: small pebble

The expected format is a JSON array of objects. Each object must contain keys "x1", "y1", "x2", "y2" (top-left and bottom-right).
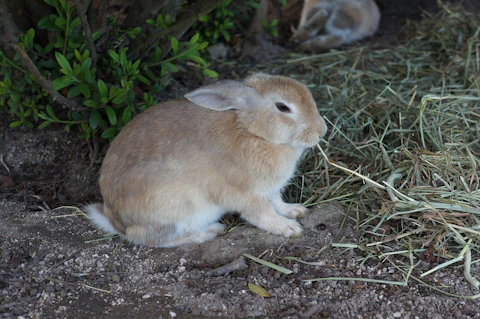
[{"x1": 111, "y1": 274, "x2": 121, "y2": 283}]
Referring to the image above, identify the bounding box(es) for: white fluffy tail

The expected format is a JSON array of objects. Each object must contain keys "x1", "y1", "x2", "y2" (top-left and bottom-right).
[{"x1": 84, "y1": 203, "x2": 118, "y2": 234}]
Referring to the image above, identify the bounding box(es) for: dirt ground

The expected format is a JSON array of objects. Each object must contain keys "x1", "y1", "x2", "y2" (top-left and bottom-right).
[{"x1": 1, "y1": 0, "x2": 480, "y2": 318}]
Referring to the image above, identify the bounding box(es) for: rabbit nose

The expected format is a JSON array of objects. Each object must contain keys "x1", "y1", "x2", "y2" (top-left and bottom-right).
[{"x1": 317, "y1": 116, "x2": 328, "y2": 138}]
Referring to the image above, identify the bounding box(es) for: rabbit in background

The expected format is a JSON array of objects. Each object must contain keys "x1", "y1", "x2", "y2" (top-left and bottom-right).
[
  {"x1": 85, "y1": 74, "x2": 328, "y2": 247},
  {"x1": 291, "y1": 0, "x2": 380, "y2": 51}
]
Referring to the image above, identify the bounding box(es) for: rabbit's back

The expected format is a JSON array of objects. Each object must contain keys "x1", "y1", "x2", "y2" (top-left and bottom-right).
[{"x1": 293, "y1": 0, "x2": 380, "y2": 51}]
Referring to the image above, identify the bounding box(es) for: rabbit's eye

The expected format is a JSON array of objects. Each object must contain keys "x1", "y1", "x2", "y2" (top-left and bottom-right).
[{"x1": 275, "y1": 102, "x2": 291, "y2": 113}]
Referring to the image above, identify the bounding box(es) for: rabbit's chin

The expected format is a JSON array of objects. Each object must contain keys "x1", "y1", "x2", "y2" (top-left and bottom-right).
[{"x1": 291, "y1": 139, "x2": 320, "y2": 150}]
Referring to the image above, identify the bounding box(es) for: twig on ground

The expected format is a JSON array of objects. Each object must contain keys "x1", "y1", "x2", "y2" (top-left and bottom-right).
[{"x1": 208, "y1": 256, "x2": 248, "y2": 276}]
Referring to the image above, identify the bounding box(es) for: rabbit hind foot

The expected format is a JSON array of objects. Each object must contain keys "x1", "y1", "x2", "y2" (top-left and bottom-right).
[{"x1": 125, "y1": 222, "x2": 225, "y2": 248}]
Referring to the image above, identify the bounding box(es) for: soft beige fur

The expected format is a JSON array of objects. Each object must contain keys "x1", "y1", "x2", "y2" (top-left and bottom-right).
[
  {"x1": 291, "y1": 0, "x2": 380, "y2": 51},
  {"x1": 85, "y1": 74, "x2": 328, "y2": 247}
]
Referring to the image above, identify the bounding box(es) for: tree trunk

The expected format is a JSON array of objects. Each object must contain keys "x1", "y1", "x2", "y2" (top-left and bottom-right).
[{"x1": 0, "y1": 0, "x2": 23, "y2": 60}]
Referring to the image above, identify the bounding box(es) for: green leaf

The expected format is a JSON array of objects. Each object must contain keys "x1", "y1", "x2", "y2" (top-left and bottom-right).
[
  {"x1": 54, "y1": 17, "x2": 67, "y2": 28},
  {"x1": 37, "y1": 112, "x2": 50, "y2": 121},
  {"x1": 34, "y1": 43, "x2": 43, "y2": 52},
  {"x1": 202, "y1": 69, "x2": 218, "y2": 78},
  {"x1": 187, "y1": 55, "x2": 206, "y2": 65},
  {"x1": 67, "y1": 85, "x2": 82, "y2": 98},
  {"x1": 37, "y1": 15, "x2": 59, "y2": 31},
  {"x1": 105, "y1": 106, "x2": 117, "y2": 125},
  {"x1": 79, "y1": 84, "x2": 91, "y2": 97},
  {"x1": 247, "y1": 283, "x2": 271, "y2": 298},
  {"x1": 43, "y1": 42, "x2": 54, "y2": 54},
  {"x1": 24, "y1": 121, "x2": 34, "y2": 128},
  {"x1": 84, "y1": 99, "x2": 99, "y2": 107},
  {"x1": 39, "y1": 121, "x2": 52, "y2": 129},
  {"x1": 46, "y1": 105, "x2": 59, "y2": 121},
  {"x1": 198, "y1": 15, "x2": 209, "y2": 22},
  {"x1": 70, "y1": 17, "x2": 81, "y2": 28},
  {"x1": 197, "y1": 41, "x2": 209, "y2": 50},
  {"x1": 74, "y1": 49, "x2": 82, "y2": 62},
  {"x1": 112, "y1": 92, "x2": 127, "y2": 104},
  {"x1": 120, "y1": 50, "x2": 127, "y2": 66},
  {"x1": 26, "y1": 29, "x2": 35, "y2": 48},
  {"x1": 146, "y1": 19, "x2": 155, "y2": 25},
  {"x1": 41, "y1": 60, "x2": 58, "y2": 68},
  {"x1": 132, "y1": 59, "x2": 140, "y2": 70},
  {"x1": 71, "y1": 112, "x2": 83, "y2": 121},
  {"x1": 153, "y1": 47, "x2": 162, "y2": 61},
  {"x1": 188, "y1": 33, "x2": 200, "y2": 47},
  {"x1": 171, "y1": 37, "x2": 179, "y2": 55},
  {"x1": 156, "y1": 14, "x2": 165, "y2": 27},
  {"x1": 109, "y1": 50, "x2": 120, "y2": 64},
  {"x1": 122, "y1": 107, "x2": 132, "y2": 125},
  {"x1": 136, "y1": 74, "x2": 150, "y2": 85},
  {"x1": 164, "y1": 62, "x2": 178, "y2": 73},
  {"x1": 89, "y1": 110, "x2": 102, "y2": 129},
  {"x1": 101, "y1": 127, "x2": 118, "y2": 139},
  {"x1": 68, "y1": 84, "x2": 90, "y2": 98},
  {"x1": 165, "y1": 14, "x2": 171, "y2": 26},
  {"x1": 220, "y1": 29, "x2": 231, "y2": 42},
  {"x1": 80, "y1": 59, "x2": 92, "y2": 77},
  {"x1": 97, "y1": 79, "x2": 108, "y2": 98},
  {"x1": 55, "y1": 52, "x2": 72, "y2": 72},
  {"x1": 11, "y1": 93, "x2": 21, "y2": 103},
  {"x1": 91, "y1": 32, "x2": 101, "y2": 41},
  {"x1": 9, "y1": 121, "x2": 23, "y2": 128},
  {"x1": 82, "y1": 50, "x2": 90, "y2": 60},
  {"x1": 160, "y1": 65, "x2": 167, "y2": 77},
  {"x1": 52, "y1": 76, "x2": 74, "y2": 91}
]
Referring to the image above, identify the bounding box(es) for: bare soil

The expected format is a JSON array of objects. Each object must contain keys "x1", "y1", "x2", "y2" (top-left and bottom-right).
[{"x1": 1, "y1": 1, "x2": 480, "y2": 318}]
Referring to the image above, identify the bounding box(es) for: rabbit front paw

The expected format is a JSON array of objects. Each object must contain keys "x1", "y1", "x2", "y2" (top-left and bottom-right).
[
  {"x1": 262, "y1": 216, "x2": 303, "y2": 238},
  {"x1": 276, "y1": 203, "x2": 309, "y2": 219}
]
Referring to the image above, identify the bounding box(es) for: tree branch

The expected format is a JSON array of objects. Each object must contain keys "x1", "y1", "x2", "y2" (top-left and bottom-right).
[
  {"x1": 241, "y1": 0, "x2": 268, "y2": 59},
  {"x1": 0, "y1": 0, "x2": 22, "y2": 60},
  {"x1": 10, "y1": 44, "x2": 81, "y2": 111},
  {"x1": 73, "y1": 0, "x2": 98, "y2": 68}
]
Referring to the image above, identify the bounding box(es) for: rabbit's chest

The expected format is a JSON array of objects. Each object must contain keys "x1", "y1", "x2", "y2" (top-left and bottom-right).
[{"x1": 252, "y1": 147, "x2": 302, "y2": 188}]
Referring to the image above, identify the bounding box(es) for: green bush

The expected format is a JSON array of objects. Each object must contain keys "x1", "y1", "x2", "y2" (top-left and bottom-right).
[
  {"x1": 0, "y1": 0, "x2": 217, "y2": 141},
  {"x1": 195, "y1": 0, "x2": 235, "y2": 44}
]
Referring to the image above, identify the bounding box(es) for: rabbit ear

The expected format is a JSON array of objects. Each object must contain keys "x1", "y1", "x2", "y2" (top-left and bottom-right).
[{"x1": 185, "y1": 80, "x2": 263, "y2": 112}]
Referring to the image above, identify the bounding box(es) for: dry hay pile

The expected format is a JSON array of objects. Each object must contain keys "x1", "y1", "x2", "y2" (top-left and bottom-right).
[{"x1": 273, "y1": 2, "x2": 479, "y2": 296}]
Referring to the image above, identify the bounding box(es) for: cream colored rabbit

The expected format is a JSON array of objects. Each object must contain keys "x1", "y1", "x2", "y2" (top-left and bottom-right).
[
  {"x1": 291, "y1": 0, "x2": 380, "y2": 51},
  {"x1": 85, "y1": 74, "x2": 327, "y2": 247}
]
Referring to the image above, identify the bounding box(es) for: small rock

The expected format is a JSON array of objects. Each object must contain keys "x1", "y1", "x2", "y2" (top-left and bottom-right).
[{"x1": 111, "y1": 274, "x2": 121, "y2": 283}]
